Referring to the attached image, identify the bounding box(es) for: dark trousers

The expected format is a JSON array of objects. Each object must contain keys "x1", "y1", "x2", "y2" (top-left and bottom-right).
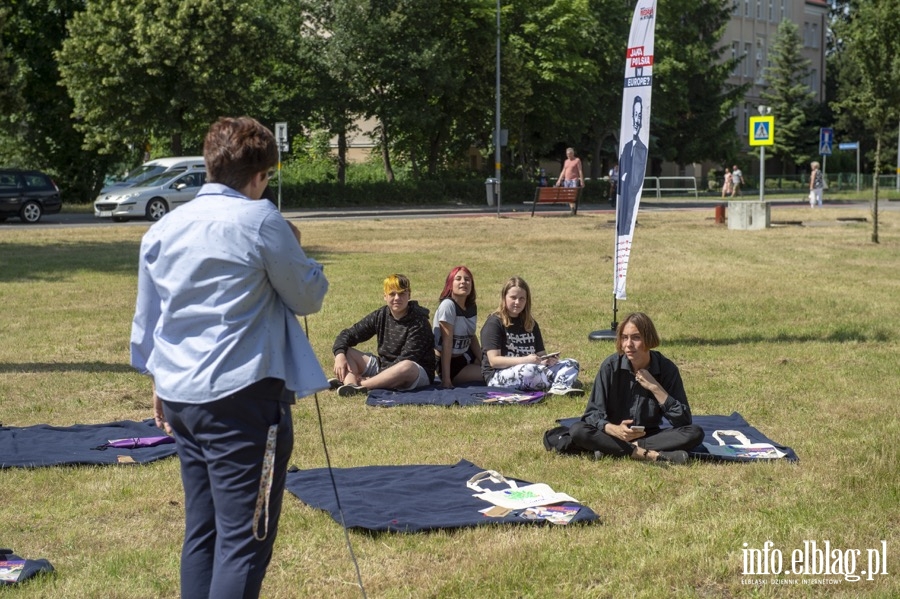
[
  {"x1": 569, "y1": 421, "x2": 704, "y2": 458},
  {"x1": 162, "y1": 379, "x2": 294, "y2": 599}
]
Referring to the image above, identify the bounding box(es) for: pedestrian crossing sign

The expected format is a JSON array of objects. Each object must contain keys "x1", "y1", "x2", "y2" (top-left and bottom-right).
[{"x1": 749, "y1": 116, "x2": 774, "y2": 146}]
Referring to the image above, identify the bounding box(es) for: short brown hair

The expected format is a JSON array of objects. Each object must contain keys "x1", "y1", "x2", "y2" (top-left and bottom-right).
[
  {"x1": 615, "y1": 312, "x2": 661, "y2": 353},
  {"x1": 203, "y1": 117, "x2": 277, "y2": 191}
]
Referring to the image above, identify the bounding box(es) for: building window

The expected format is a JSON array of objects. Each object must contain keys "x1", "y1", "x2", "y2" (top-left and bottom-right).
[
  {"x1": 810, "y1": 68, "x2": 819, "y2": 94},
  {"x1": 803, "y1": 22, "x2": 810, "y2": 46},
  {"x1": 811, "y1": 23, "x2": 819, "y2": 49},
  {"x1": 744, "y1": 0, "x2": 750, "y2": 18},
  {"x1": 768, "y1": 0, "x2": 774, "y2": 21},
  {"x1": 744, "y1": 42, "x2": 753, "y2": 78},
  {"x1": 780, "y1": 0, "x2": 786, "y2": 19},
  {"x1": 756, "y1": 0, "x2": 762, "y2": 20},
  {"x1": 732, "y1": 41, "x2": 740, "y2": 76}
]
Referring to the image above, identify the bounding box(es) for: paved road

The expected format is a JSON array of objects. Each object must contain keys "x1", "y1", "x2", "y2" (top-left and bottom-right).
[{"x1": 2, "y1": 197, "x2": 893, "y2": 230}]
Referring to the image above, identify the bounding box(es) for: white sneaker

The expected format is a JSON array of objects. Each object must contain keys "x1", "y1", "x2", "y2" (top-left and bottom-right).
[{"x1": 548, "y1": 387, "x2": 584, "y2": 396}]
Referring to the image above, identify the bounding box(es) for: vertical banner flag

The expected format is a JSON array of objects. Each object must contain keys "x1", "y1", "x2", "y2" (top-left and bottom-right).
[{"x1": 614, "y1": 0, "x2": 657, "y2": 300}]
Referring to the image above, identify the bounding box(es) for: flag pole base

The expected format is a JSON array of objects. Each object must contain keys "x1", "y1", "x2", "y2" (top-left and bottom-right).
[{"x1": 588, "y1": 328, "x2": 617, "y2": 341}]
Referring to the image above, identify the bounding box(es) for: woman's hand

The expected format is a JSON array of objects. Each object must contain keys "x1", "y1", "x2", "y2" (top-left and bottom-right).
[
  {"x1": 607, "y1": 420, "x2": 644, "y2": 442},
  {"x1": 634, "y1": 369, "x2": 660, "y2": 390},
  {"x1": 635, "y1": 369, "x2": 670, "y2": 404},
  {"x1": 153, "y1": 389, "x2": 172, "y2": 436}
]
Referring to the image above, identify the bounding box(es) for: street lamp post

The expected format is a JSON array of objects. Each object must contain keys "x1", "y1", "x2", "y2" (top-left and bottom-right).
[
  {"x1": 494, "y1": 0, "x2": 502, "y2": 216},
  {"x1": 757, "y1": 105, "x2": 771, "y2": 202}
]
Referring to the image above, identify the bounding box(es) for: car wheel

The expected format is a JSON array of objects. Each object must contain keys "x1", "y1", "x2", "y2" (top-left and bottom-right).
[
  {"x1": 20, "y1": 200, "x2": 43, "y2": 223},
  {"x1": 145, "y1": 198, "x2": 168, "y2": 221}
]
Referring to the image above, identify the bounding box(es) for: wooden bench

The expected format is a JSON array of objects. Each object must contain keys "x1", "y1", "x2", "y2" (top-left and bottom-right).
[{"x1": 531, "y1": 186, "x2": 582, "y2": 216}]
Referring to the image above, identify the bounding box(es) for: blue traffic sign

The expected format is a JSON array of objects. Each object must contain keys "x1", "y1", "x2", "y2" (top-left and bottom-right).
[
  {"x1": 819, "y1": 128, "x2": 833, "y2": 156},
  {"x1": 839, "y1": 141, "x2": 859, "y2": 151}
]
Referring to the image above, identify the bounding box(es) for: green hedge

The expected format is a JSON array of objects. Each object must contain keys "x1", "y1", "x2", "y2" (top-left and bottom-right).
[{"x1": 276, "y1": 179, "x2": 611, "y2": 209}]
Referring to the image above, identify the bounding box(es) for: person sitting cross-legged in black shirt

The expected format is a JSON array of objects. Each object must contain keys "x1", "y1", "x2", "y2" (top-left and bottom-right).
[
  {"x1": 569, "y1": 312, "x2": 704, "y2": 464},
  {"x1": 331, "y1": 274, "x2": 435, "y2": 397}
]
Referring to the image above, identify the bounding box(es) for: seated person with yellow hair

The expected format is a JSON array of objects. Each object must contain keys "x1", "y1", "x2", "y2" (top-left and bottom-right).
[{"x1": 331, "y1": 274, "x2": 435, "y2": 397}]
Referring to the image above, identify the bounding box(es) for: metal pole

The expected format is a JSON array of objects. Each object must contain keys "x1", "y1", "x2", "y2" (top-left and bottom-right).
[
  {"x1": 759, "y1": 146, "x2": 765, "y2": 202},
  {"x1": 856, "y1": 145, "x2": 860, "y2": 193},
  {"x1": 494, "y1": 0, "x2": 502, "y2": 217},
  {"x1": 896, "y1": 119, "x2": 899, "y2": 192},
  {"x1": 277, "y1": 146, "x2": 282, "y2": 212}
]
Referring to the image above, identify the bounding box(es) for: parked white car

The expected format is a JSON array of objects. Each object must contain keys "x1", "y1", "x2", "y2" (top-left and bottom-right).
[
  {"x1": 101, "y1": 156, "x2": 205, "y2": 194},
  {"x1": 94, "y1": 169, "x2": 206, "y2": 222}
]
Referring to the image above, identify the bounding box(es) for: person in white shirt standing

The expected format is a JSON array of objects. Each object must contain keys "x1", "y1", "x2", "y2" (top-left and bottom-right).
[
  {"x1": 809, "y1": 161, "x2": 825, "y2": 207},
  {"x1": 730, "y1": 164, "x2": 743, "y2": 197},
  {"x1": 131, "y1": 116, "x2": 328, "y2": 599}
]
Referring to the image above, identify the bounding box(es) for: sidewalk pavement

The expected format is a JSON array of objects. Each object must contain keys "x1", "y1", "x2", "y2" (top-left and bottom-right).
[{"x1": 280, "y1": 196, "x2": 871, "y2": 221}]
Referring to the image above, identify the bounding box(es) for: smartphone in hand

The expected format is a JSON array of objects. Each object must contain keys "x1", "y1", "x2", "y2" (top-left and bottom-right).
[
  {"x1": 629, "y1": 425, "x2": 645, "y2": 433},
  {"x1": 541, "y1": 352, "x2": 560, "y2": 360}
]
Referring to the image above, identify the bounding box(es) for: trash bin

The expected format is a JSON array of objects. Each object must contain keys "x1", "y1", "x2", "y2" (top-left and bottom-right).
[{"x1": 485, "y1": 178, "x2": 498, "y2": 206}]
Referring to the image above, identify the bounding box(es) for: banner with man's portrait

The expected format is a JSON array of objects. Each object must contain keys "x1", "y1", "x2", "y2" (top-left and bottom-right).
[{"x1": 614, "y1": 0, "x2": 656, "y2": 300}]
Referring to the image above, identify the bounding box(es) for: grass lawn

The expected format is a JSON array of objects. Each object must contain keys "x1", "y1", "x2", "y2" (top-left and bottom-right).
[{"x1": 0, "y1": 205, "x2": 897, "y2": 598}]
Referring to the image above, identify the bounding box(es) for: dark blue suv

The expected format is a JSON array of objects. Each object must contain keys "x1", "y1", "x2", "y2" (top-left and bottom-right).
[{"x1": 0, "y1": 169, "x2": 62, "y2": 223}]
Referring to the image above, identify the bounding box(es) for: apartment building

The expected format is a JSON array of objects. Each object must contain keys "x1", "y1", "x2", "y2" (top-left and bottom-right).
[{"x1": 724, "y1": 0, "x2": 829, "y2": 143}]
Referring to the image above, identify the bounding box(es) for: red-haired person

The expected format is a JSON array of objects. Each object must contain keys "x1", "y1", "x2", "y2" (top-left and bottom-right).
[
  {"x1": 432, "y1": 266, "x2": 484, "y2": 388},
  {"x1": 568, "y1": 312, "x2": 704, "y2": 464}
]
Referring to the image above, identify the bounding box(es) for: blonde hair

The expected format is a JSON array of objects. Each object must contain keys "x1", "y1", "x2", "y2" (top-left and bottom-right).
[
  {"x1": 383, "y1": 274, "x2": 411, "y2": 295},
  {"x1": 811, "y1": 161, "x2": 820, "y2": 170}
]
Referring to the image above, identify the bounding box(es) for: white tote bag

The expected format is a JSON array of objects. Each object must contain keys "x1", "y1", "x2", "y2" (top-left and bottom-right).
[
  {"x1": 466, "y1": 470, "x2": 578, "y2": 510},
  {"x1": 702, "y1": 430, "x2": 786, "y2": 460}
]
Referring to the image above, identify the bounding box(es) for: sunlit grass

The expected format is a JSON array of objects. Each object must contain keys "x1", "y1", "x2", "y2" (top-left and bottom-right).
[{"x1": 1, "y1": 205, "x2": 898, "y2": 598}]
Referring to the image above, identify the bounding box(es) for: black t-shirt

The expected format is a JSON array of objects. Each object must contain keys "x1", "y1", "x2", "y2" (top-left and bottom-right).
[{"x1": 479, "y1": 313, "x2": 544, "y2": 381}]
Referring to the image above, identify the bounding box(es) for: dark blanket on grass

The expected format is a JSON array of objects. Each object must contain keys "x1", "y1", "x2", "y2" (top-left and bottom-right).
[
  {"x1": 556, "y1": 412, "x2": 798, "y2": 462},
  {"x1": 0, "y1": 419, "x2": 176, "y2": 468},
  {"x1": 285, "y1": 459, "x2": 599, "y2": 532},
  {"x1": 366, "y1": 384, "x2": 544, "y2": 407}
]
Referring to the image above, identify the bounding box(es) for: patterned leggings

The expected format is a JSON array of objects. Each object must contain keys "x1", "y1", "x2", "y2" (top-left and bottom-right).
[{"x1": 487, "y1": 358, "x2": 580, "y2": 391}]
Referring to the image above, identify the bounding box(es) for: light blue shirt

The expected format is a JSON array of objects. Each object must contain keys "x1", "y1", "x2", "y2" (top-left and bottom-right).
[{"x1": 130, "y1": 183, "x2": 329, "y2": 403}]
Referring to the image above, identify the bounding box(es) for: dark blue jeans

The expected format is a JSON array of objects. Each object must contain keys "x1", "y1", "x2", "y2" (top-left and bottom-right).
[{"x1": 162, "y1": 378, "x2": 294, "y2": 599}]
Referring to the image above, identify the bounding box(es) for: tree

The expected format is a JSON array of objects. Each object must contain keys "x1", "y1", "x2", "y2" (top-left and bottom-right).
[
  {"x1": 760, "y1": 19, "x2": 816, "y2": 172},
  {"x1": 0, "y1": 0, "x2": 114, "y2": 202},
  {"x1": 58, "y1": 0, "x2": 277, "y2": 157},
  {"x1": 833, "y1": 0, "x2": 900, "y2": 243},
  {"x1": 309, "y1": 0, "x2": 496, "y2": 182},
  {"x1": 652, "y1": 0, "x2": 745, "y2": 170},
  {"x1": 504, "y1": 0, "x2": 612, "y2": 178}
]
